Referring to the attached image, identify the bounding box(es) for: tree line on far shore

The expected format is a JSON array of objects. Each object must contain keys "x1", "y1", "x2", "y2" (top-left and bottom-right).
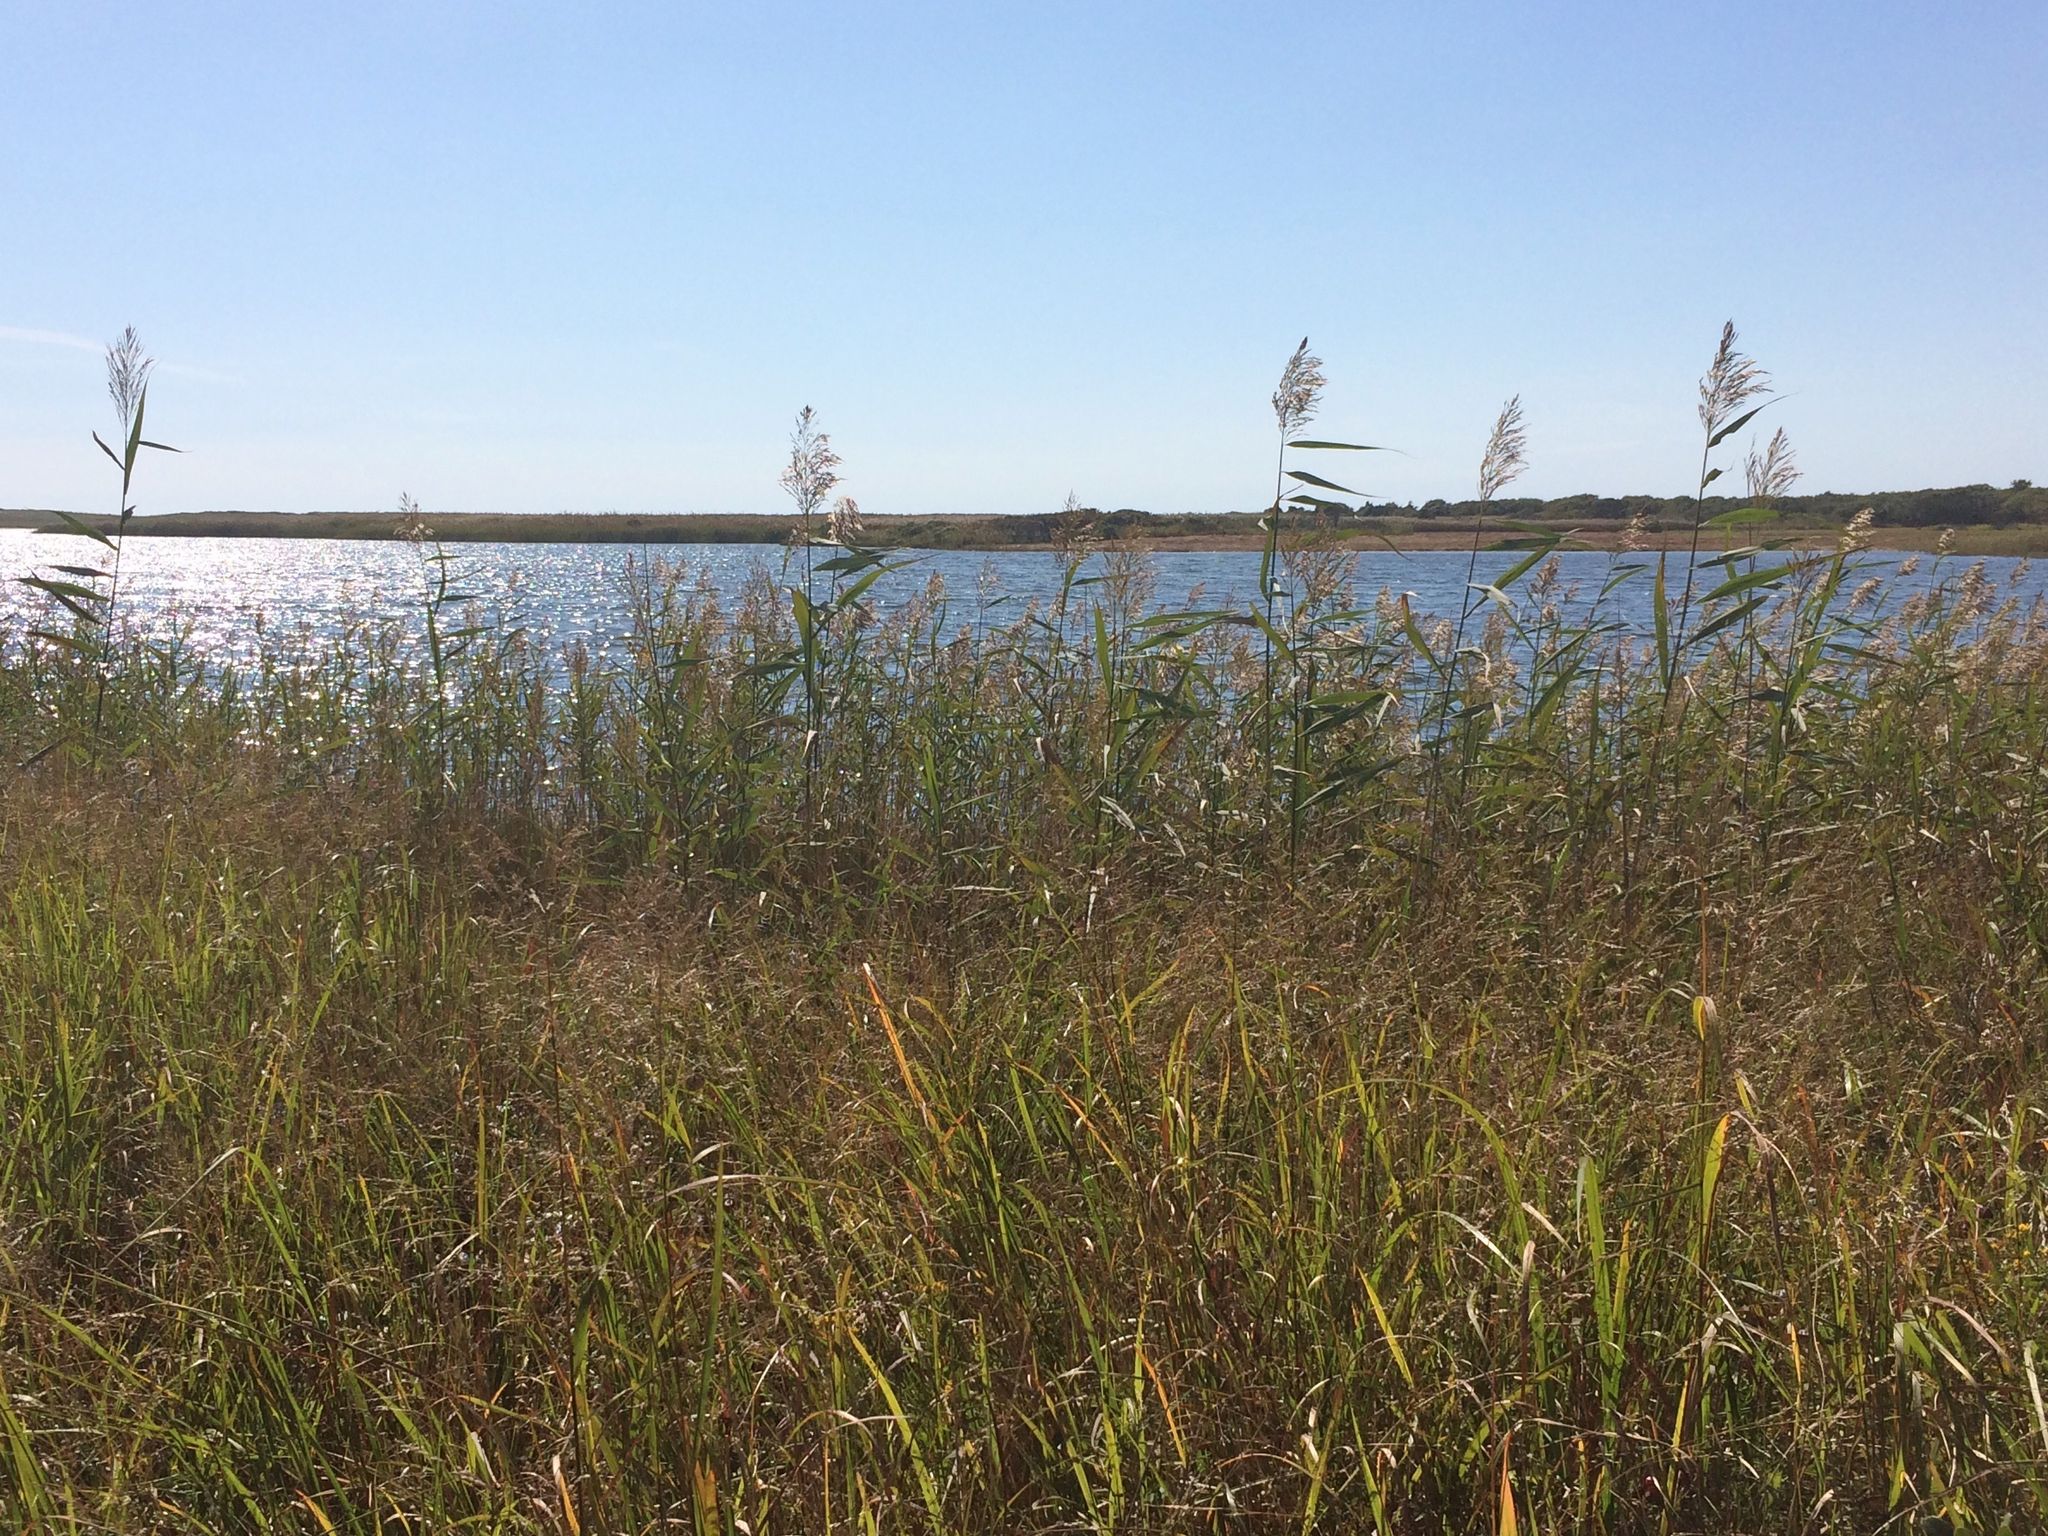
[
  {"x1": 1385, "y1": 478, "x2": 2042, "y2": 528},
  {"x1": 1, "y1": 478, "x2": 2040, "y2": 548}
]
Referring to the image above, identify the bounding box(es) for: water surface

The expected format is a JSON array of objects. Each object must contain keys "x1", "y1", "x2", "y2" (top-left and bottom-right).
[{"x1": 2, "y1": 530, "x2": 2039, "y2": 665}]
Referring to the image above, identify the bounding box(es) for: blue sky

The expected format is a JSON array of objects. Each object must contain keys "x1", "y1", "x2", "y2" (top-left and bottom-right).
[{"x1": 3, "y1": 1, "x2": 2042, "y2": 517}]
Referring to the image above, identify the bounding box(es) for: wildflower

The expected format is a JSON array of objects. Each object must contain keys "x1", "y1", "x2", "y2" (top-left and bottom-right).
[
  {"x1": 1621, "y1": 509, "x2": 1649, "y2": 553},
  {"x1": 1839, "y1": 508, "x2": 1875, "y2": 553}
]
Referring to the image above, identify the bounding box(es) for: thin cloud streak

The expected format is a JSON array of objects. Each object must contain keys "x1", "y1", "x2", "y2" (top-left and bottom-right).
[
  {"x1": 0, "y1": 325, "x2": 101, "y2": 353},
  {"x1": 0, "y1": 326, "x2": 239, "y2": 385}
]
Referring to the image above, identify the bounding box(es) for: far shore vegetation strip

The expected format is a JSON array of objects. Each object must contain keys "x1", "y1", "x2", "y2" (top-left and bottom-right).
[{"x1": 3, "y1": 476, "x2": 2047, "y2": 554}]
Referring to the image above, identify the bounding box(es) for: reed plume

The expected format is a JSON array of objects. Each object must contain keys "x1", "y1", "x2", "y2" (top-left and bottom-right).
[
  {"x1": 1840, "y1": 507, "x2": 1875, "y2": 553},
  {"x1": 1429, "y1": 393, "x2": 1533, "y2": 852},
  {"x1": 1260, "y1": 338, "x2": 1338, "y2": 779},
  {"x1": 1271, "y1": 338, "x2": 1326, "y2": 438},
  {"x1": 396, "y1": 491, "x2": 433, "y2": 543},
  {"x1": 1744, "y1": 426, "x2": 1799, "y2": 504},
  {"x1": 1477, "y1": 394, "x2": 1529, "y2": 503},
  {"x1": 780, "y1": 404, "x2": 842, "y2": 605},
  {"x1": 1699, "y1": 320, "x2": 1769, "y2": 441},
  {"x1": 779, "y1": 407, "x2": 841, "y2": 538},
  {"x1": 826, "y1": 494, "x2": 863, "y2": 545},
  {"x1": 105, "y1": 326, "x2": 153, "y2": 431},
  {"x1": 63, "y1": 326, "x2": 177, "y2": 764},
  {"x1": 1050, "y1": 491, "x2": 1099, "y2": 558},
  {"x1": 1665, "y1": 320, "x2": 1776, "y2": 701}
]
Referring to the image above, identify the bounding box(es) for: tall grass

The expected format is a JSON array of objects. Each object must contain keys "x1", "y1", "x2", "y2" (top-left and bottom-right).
[
  {"x1": 13, "y1": 328, "x2": 179, "y2": 768},
  {"x1": 3, "y1": 331, "x2": 2047, "y2": 1532}
]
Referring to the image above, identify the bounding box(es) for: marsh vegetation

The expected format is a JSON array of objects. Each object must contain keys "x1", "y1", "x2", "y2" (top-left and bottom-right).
[{"x1": 3, "y1": 330, "x2": 2046, "y2": 1532}]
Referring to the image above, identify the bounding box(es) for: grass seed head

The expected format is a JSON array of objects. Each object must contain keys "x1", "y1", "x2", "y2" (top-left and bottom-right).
[
  {"x1": 779, "y1": 405, "x2": 842, "y2": 523},
  {"x1": 396, "y1": 492, "x2": 432, "y2": 543},
  {"x1": 1840, "y1": 507, "x2": 1875, "y2": 553},
  {"x1": 1699, "y1": 320, "x2": 1770, "y2": 439},
  {"x1": 1622, "y1": 507, "x2": 1649, "y2": 552},
  {"x1": 106, "y1": 325, "x2": 154, "y2": 432},
  {"x1": 1272, "y1": 337, "x2": 1326, "y2": 439},
  {"x1": 1744, "y1": 427, "x2": 1800, "y2": 505},
  {"x1": 1051, "y1": 492, "x2": 1100, "y2": 558},
  {"x1": 827, "y1": 494, "x2": 863, "y2": 544},
  {"x1": 1478, "y1": 395, "x2": 1529, "y2": 502}
]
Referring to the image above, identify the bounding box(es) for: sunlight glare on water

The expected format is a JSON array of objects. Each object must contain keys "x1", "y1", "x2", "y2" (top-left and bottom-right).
[{"x1": 1, "y1": 529, "x2": 2041, "y2": 665}]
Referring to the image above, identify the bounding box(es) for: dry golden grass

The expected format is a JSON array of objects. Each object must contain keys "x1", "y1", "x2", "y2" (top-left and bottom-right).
[{"x1": 2, "y1": 541, "x2": 2046, "y2": 1532}]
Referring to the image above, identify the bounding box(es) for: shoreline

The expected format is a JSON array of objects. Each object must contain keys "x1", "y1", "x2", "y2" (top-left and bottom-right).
[
  {"x1": 1048, "y1": 526, "x2": 2046, "y2": 556},
  {"x1": 2, "y1": 509, "x2": 2043, "y2": 557}
]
